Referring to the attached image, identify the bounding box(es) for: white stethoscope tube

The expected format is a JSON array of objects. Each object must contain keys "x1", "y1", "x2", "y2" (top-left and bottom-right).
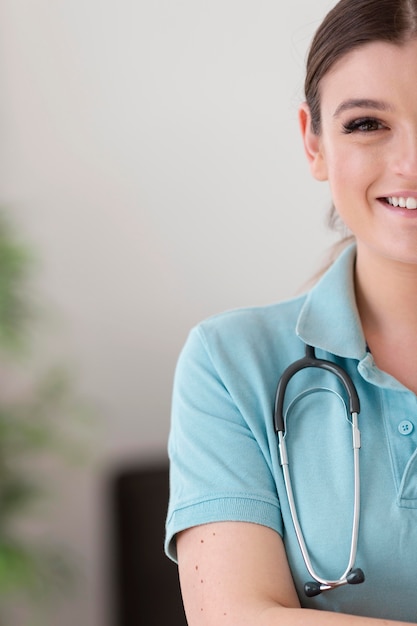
[
  {"x1": 273, "y1": 344, "x2": 365, "y2": 597},
  {"x1": 278, "y1": 410, "x2": 363, "y2": 596}
]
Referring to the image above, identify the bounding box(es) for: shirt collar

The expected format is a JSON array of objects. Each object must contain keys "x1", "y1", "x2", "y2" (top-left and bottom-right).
[{"x1": 296, "y1": 244, "x2": 367, "y2": 360}]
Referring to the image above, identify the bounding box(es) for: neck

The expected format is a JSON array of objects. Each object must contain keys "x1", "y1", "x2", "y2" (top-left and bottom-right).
[
  {"x1": 355, "y1": 246, "x2": 417, "y2": 329},
  {"x1": 355, "y1": 245, "x2": 417, "y2": 392}
]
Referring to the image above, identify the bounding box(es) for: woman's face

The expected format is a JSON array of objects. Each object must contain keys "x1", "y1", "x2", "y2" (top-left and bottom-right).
[{"x1": 300, "y1": 38, "x2": 417, "y2": 267}]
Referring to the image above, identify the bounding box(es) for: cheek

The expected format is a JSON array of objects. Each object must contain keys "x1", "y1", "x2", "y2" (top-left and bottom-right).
[
  {"x1": 323, "y1": 146, "x2": 378, "y2": 231},
  {"x1": 326, "y1": 145, "x2": 375, "y2": 197}
]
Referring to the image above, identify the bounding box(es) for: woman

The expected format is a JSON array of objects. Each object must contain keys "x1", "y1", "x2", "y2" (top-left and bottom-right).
[{"x1": 165, "y1": 0, "x2": 417, "y2": 622}]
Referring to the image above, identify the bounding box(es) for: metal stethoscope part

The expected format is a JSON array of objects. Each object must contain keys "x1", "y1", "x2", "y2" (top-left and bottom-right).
[{"x1": 273, "y1": 344, "x2": 365, "y2": 597}]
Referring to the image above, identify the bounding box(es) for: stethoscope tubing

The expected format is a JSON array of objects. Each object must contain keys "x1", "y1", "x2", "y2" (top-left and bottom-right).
[
  {"x1": 274, "y1": 345, "x2": 360, "y2": 433},
  {"x1": 273, "y1": 345, "x2": 364, "y2": 595},
  {"x1": 278, "y1": 414, "x2": 360, "y2": 587}
]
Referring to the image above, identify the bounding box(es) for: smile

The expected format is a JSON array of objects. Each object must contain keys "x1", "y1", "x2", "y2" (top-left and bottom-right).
[{"x1": 386, "y1": 196, "x2": 417, "y2": 210}]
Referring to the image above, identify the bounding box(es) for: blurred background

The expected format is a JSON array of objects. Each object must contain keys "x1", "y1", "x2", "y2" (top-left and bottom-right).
[{"x1": 0, "y1": 0, "x2": 337, "y2": 624}]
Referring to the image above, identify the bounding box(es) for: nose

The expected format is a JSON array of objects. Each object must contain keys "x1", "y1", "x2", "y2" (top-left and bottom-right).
[{"x1": 391, "y1": 128, "x2": 417, "y2": 179}]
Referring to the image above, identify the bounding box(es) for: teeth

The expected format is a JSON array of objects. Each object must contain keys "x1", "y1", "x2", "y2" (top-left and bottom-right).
[{"x1": 387, "y1": 196, "x2": 417, "y2": 209}]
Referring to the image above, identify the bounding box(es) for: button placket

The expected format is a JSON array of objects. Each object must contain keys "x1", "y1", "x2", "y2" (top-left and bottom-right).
[{"x1": 379, "y1": 389, "x2": 417, "y2": 505}]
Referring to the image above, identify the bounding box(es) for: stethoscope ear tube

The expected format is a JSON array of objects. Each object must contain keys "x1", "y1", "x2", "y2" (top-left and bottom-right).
[
  {"x1": 274, "y1": 344, "x2": 360, "y2": 434},
  {"x1": 274, "y1": 344, "x2": 364, "y2": 596}
]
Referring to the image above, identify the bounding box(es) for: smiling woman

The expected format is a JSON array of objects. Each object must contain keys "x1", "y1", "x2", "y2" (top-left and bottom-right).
[
  {"x1": 301, "y1": 38, "x2": 417, "y2": 273},
  {"x1": 165, "y1": 1, "x2": 417, "y2": 624}
]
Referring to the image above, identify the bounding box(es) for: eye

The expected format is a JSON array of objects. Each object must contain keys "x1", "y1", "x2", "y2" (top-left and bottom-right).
[{"x1": 342, "y1": 117, "x2": 386, "y2": 134}]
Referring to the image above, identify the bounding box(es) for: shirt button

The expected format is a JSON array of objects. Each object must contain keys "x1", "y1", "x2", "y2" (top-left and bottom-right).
[{"x1": 398, "y1": 420, "x2": 414, "y2": 435}]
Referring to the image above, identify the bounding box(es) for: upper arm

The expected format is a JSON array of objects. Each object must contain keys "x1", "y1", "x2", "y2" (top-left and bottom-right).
[
  {"x1": 177, "y1": 521, "x2": 301, "y2": 626},
  {"x1": 166, "y1": 325, "x2": 283, "y2": 562}
]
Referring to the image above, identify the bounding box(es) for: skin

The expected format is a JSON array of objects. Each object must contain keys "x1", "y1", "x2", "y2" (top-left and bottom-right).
[
  {"x1": 301, "y1": 38, "x2": 417, "y2": 393},
  {"x1": 177, "y1": 39, "x2": 417, "y2": 624}
]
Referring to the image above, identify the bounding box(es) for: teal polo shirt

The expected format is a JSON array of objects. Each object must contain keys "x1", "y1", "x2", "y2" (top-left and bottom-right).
[{"x1": 165, "y1": 245, "x2": 417, "y2": 622}]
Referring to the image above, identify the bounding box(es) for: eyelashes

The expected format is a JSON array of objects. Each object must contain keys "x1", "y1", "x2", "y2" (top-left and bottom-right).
[{"x1": 342, "y1": 117, "x2": 386, "y2": 134}]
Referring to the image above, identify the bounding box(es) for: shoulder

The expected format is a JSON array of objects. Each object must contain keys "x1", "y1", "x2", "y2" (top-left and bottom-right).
[
  {"x1": 194, "y1": 295, "x2": 307, "y2": 349},
  {"x1": 184, "y1": 243, "x2": 358, "y2": 358},
  {"x1": 175, "y1": 295, "x2": 308, "y2": 389}
]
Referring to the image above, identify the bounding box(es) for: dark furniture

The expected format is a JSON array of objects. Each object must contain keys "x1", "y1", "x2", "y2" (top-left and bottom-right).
[{"x1": 111, "y1": 461, "x2": 187, "y2": 625}]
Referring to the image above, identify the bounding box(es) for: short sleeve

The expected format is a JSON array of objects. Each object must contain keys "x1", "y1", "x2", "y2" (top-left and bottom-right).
[{"x1": 165, "y1": 323, "x2": 283, "y2": 562}]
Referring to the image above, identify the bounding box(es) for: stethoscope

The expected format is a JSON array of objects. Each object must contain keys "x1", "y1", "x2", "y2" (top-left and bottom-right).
[{"x1": 273, "y1": 344, "x2": 365, "y2": 597}]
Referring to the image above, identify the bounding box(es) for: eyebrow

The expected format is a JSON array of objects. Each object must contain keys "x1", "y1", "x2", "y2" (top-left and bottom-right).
[{"x1": 333, "y1": 98, "x2": 393, "y2": 118}]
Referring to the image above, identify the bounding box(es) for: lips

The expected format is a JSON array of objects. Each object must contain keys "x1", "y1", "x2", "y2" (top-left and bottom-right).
[{"x1": 386, "y1": 196, "x2": 417, "y2": 209}]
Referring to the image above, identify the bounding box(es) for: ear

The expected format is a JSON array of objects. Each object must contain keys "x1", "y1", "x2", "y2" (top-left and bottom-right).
[{"x1": 298, "y1": 102, "x2": 328, "y2": 181}]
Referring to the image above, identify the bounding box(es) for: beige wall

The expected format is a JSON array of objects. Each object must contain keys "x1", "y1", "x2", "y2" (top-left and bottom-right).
[{"x1": 0, "y1": 1, "x2": 336, "y2": 624}]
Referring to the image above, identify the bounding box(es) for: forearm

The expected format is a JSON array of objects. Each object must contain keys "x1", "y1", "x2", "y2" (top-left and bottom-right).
[
  {"x1": 182, "y1": 593, "x2": 414, "y2": 626},
  {"x1": 177, "y1": 523, "x2": 416, "y2": 626},
  {"x1": 182, "y1": 585, "x2": 414, "y2": 626},
  {"x1": 258, "y1": 605, "x2": 414, "y2": 626}
]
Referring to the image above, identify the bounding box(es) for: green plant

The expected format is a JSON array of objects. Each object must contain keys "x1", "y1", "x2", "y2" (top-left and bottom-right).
[{"x1": 0, "y1": 212, "x2": 88, "y2": 623}]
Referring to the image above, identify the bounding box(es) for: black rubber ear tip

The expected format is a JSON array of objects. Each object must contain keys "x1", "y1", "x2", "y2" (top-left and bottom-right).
[
  {"x1": 304, "y1": 581, "x2": 323, "y2": 597},
  {"x1": 347, "y1": 568, "x2": 365, "y2": 585}
]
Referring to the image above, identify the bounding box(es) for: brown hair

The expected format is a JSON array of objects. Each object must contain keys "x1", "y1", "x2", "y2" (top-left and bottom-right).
[
  {"x1": 305, "y1": 0, "x2": 417, "y2": 134},
  {"x1": 302, "y1": 0, "x2": 417, "y2": 271}
]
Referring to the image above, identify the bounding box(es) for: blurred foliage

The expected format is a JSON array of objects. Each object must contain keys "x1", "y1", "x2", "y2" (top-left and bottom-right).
[
  {"x1": 0, "y1": 214, "x2": 32, "y2": 351},
  {"x1": 0, "y1": 212, "x2": 90, "y2": 623}
]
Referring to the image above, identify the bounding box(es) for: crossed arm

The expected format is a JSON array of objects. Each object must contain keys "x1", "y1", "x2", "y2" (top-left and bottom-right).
[{"x1": 177, "y1": 521, "x2": 413, "y2": 626}]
